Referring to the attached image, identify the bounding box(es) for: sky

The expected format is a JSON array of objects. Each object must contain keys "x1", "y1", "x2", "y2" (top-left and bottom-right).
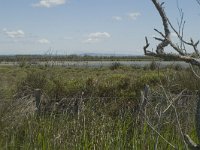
[{"x1": 0, "y1": 0, "x2": 200, "y2": 55}]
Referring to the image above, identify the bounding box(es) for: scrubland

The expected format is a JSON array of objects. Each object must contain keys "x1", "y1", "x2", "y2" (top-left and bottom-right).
[{"x1": 0, "y1": 63, "x2": 199, "y2": 149}]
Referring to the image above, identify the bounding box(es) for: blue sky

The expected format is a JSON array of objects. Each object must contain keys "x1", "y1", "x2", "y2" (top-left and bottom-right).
[{"x1": 0, "y1": 0, "x2": 199, "y2": 55}]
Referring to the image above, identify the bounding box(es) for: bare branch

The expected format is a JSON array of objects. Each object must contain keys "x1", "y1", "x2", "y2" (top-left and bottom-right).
[
  {"x1": 189, "y1": 64, "x2": 200, "y2": 79},
  {"x1": 184, "y1": 134, "x2": 200, "y2": 150},
  {"x1": 162, "y1": 89, "x2": 186, "y2": 114},
  {"x1": 144, "y1": 37, "x2": 150, "y2": 55},
  {"x1": 151, "y1": 0, "x2": 171, "y2": 54},
  {"x1": 154, "y1": 37, "x2": 165, "y2": 42},
  {"x1": 146, "y1": 0, "x2": 187, "y2": 56},
  {"x1": 154, "y1": 28, "x2": 165, "y2": 38},
  {"x1": 152, "y1": 0, "x2": 170, "y2": 37},
  {"x1": 144, "y1": 0, "x2": 200, "y2": 67},
  {"x1": 196, "y1": 0, "x2": 200, "y2": 5},
  {"x1": 143, "y1": 44, "x2": 200, "y2": 67},
  {"x1": 167, "y1": 19, "x2": 200, "y2": 56},
  {"x1": 169, "y1": 41, "x2": 185, "y2": 55},
  {"x1": 145, "y1": 117, "x2": 176, "y2": 149},
  {"x1": 184, "y1": 91, "x2": 200, "y2": 149}
]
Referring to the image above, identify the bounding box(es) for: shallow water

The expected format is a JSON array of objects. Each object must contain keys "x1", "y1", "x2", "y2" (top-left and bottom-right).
[{"x1": 0, "y1": 61, "x2": 190, "y2": 68}]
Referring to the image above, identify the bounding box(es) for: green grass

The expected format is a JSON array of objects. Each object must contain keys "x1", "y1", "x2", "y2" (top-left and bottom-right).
[{"x1": 0, "y1": 65, "x2": 199, "y2": 149}]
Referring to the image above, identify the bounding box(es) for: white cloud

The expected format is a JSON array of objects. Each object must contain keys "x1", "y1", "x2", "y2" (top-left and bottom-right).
[
  {"x1": 38, "y1": 38, "x2": 50, "y2": 44},
  {"x1": 88, "y1": 32, "x2": 111, "y2": 39},
  {"x1": 128, "y1": 12, "x2": 141, "y2": 20},
  {"x1": 83, "y1": 32, "x2": 111, "y2": 44},
  {"x1": 3, "y1": 29, "x2": 25, "y2": 38},
  {"x1": 112, "y1": 16, "x2": 122, "y2": 21},
  {"x1": 33, "y1": 0, "x2": 66, "y2": 8}
]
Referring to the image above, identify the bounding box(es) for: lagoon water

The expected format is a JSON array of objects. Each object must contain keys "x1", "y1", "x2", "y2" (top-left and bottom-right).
[
  {"x1": 0, "y1": 61, "x2": 190, "y2": 68},
  {"x1": 45, "y1": 61, "x2": 190, "y2": 68}
]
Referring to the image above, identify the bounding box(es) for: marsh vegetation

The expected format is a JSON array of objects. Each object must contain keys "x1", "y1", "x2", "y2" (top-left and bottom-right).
[{"x1": 0, "y1": 64, "x2": 199, "y2": 149}]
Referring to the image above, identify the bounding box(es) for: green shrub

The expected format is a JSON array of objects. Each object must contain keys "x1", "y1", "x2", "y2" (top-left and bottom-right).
[
  {"x1": 149, "y1": 60, "x2": 158, "y2": 70},
  {"x1": 19, "y1": 60, "x2": 31, "y2": 68},
  {"x1": 175, "y1": 69, "x2": 200, "y2": 91},
  {"x1": 96, "y1": 74, "x2": 132, "y2": 97},
  {"x1": 134, "y1": 72, "x2": 164, "y2": 94},
  {"x1": 174, "y1": 64, "x2": 183, "y2": 71},
  {"x1": 45, "y1": 78, "x2": 67, "y2": 100},
  {"x1": 109, "y1": 62, "x2": 121, "y2": 70},
  {"x1": 16, "y1": 70, "x2": 48, "y2": 97}
]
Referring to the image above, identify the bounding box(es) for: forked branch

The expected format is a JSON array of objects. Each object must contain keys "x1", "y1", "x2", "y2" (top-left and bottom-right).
[{"x1": 144, "y1": 0, "x2": 200, "y2": 66}]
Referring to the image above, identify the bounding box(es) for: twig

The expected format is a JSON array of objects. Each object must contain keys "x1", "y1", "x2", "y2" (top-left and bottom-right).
[
  {"x1": 162, "y1": 89, "x2": 186, "y2": 114},
  {"x1": 189, "y1": 64, "x2": 200, "y2": 79},
  {"x1": 145, "y1": 115, "x2": 176, "y2": 149},
  {"x1": 184, "y1": 134, "x2": 199, "y2": 150}
]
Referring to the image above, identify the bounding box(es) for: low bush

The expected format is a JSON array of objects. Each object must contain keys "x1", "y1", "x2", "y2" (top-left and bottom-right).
[
  {"x1": 149, "y1": 60, "x2": 159, "y2": 70},
  {"x1": 109, "y1": 62, "x2": 122, "y2": 70}
]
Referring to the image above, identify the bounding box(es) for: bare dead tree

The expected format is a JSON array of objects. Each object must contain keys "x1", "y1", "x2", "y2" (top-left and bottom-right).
[
  {"x1": 144, "y1": 0, "x2": 200, "y2": 149},
  {"x1": 144, "y1": 0, "x2": 200, "y2": 66}
]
